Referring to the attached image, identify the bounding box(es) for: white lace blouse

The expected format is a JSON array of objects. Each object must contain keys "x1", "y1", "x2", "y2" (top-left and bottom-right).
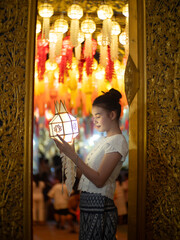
[{"x1": 78, "y1": 134, "x2": 129, "y2": 200}]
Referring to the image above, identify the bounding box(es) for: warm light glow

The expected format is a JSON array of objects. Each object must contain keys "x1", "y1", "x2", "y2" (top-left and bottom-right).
[
  {"x1": 119, "y1": 32, "x2": 127, "y2": 45},
  {"x1": 81, "y1": 19, "x2": 96, "y2": 34},
  {"x1": 54, "y1": 18, "x2": 68, "y2": 33},
  {"x1": 97, "y1": 4, "x2": 113, "y2": 20},
  {"x1": 78, "y1": 31, "x2": 85, "y2": 43},
  {"x1": 49, "y1": 101, "x2": 79, "y2": 143},
  {"x1": 45, "y1": 60, "x2": 58, "y2": 71},
  {"x1": 111, "y1": 21, "x2": 121, "y2": 35},
  {"x1": 122, "y1": 4, "x2": 129, "y2": 17},
  {"x1": 49, "y1": 30, "x2": 57, "y2": 43},
  {"x1": 36, "y1": 20, "x2": 41, "y2": 34},
  {"x1": 39, "y1": 3, "x2": 54, "y2": 18},
  {"x1": 67, "y1": 4, "x2": 83, "y2": 20}
]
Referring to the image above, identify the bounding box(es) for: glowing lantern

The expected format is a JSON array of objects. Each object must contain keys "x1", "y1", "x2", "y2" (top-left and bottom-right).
[
  {"x1": 110, "y1": 21, "x2": 121, "y2": 61},
  {"x1": 81, "y1": 19, "x2": 96, "y2": 58},
  {"x1": 97, "y1": 4, "x2": 113, "y2": 45},
  {"x1": 119, "y1": 32, "x2": 128, "y2": 45},
  {"x1": 54, "y1": 18, "x2": 68, "y2": 56},
  {"x1": 38, "y1": 3, "x2": 54, "y2": 39},
  {"x1": 68, "y1": 4, "x2": 83, "y2": 47},
  {"x1": 49, "y1": 101, "x2": 79, "y2": 143}
]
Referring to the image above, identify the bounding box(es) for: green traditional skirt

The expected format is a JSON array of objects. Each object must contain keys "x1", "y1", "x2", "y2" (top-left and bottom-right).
[{"x1": 79, "y1": 191, "x2": 118, "y2": 240}]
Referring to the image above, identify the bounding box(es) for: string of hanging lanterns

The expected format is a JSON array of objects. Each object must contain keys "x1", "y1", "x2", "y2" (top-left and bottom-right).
[{"x1": 35, "y1": 2, "x2": 129, "y2": 119}]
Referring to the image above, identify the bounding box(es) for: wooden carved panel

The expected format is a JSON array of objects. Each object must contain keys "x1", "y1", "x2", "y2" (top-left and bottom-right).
[
  {"x1": 0, "y1": 0, "x2": 29, "y2": 239},
  {"x1": 124, "y1": 54, "x2": 139, "y2": 105},
  {"x1": 146, "y1": 0, "x2": 180, "y2": 239}
]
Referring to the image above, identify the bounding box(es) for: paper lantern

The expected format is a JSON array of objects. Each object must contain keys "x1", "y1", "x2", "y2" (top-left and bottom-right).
[
  {"x1": 54, "y1": 18, "x2": 68, "y2": 56},
  {"x1": 68, "y1": 4, "x2": 83, "y2": 47},
  {"x1": 39, "y1": 3, "x2": 54, "y2": 39},
  {"x1": 97, "y1": 4, "x2": 113, "y2": 45},
  {"x1": 49, "y1": 100, "x2": 79, "y2": 143},
  {"x1": 110, "y1": 21, "x2": 121, "y2": 61},
  {"x1": 81, "y1": 19, "x2": 96, "y2": 58},
  {"x1": 119, "y1": 32, "x2": 128, "y2": 45}
]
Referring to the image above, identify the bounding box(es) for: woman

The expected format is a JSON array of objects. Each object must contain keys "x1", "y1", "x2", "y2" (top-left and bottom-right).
[{"x1": 54, "y1": 88, "x2": 128, "y2": 240}]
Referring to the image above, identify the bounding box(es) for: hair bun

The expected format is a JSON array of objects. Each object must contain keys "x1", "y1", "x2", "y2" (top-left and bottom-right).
[{"x1": 108, "y1": 88, "x2": 122, "y2": 102}]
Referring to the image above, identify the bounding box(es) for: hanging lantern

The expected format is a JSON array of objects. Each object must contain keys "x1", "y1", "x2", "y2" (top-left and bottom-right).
[
  {"x1": 75, "y1": 31, "x2": 85, "y2": 61},
  {"x1": 119, "y1": 32, "x2": 128, "y2": 45},
  {"x1": 110, "y1": 21, "x2": 121, "y2": 61},
  {"x1": 97, "y1": 4, "x2": 113, "y2": 45},
  {"x1": 97, "y1": 33, "x2": 108, "y2": 67},
  {"x1": 54, "y1": 18, "x2": 68, "y2": 56},
  {"x1": 81, "y1": 19, "x2": 96, "y2": 58},
  {"x1": 49, "y1": 29, "x2": 57, "y2": 62},
  {"x1": 38, "y1": 3, "x2": 54, "y2": 39},
  {"x1": 68, "y1": 4, "x2": 83, "y2": 47},
  {"x1": 49, "y1": 100, "x2": 79, "y2": 143}
]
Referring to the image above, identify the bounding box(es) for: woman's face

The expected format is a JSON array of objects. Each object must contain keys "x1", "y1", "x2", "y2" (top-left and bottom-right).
[{"x1": 92, "y1": 106, "x2": 112, "y2": 133}]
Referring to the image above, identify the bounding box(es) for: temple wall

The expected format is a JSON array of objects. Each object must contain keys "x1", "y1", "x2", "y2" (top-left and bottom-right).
[{"x1": 145, "y1": 0, "x2": 179, "y2": 239}]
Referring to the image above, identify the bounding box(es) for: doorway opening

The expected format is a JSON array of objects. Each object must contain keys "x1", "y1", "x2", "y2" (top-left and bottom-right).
[{"x1": 32, "y1": 1, "x2": 129, "y2": 239}]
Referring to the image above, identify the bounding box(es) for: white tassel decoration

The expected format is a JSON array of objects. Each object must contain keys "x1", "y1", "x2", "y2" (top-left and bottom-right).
[
  {"x1": 70, "y1": 19, "x2": 79, "y2": 47},
  {"x1": 84, "y1": 34, "x2": 92, "y2": 58},
  {"x1": 61, "y1": 153, "x2": 76, "y2": 195},
  {"x1": 110, "y1": 35, "x2": 118, "y2": 61}
]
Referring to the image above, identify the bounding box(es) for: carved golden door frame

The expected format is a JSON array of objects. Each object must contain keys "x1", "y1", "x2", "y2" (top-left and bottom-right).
[{"x1": 24, "y1": 0, "x2": 147, "y2": 240}]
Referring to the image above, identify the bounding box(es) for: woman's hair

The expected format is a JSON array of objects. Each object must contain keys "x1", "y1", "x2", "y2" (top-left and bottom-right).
[{"x1": 92, "y1": 88, "x2": 122, "y2": 119}]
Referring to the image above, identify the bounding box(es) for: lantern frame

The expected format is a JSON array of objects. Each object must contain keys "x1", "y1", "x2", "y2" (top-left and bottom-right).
[{"x1": 49, "y1": 101, "x2": 79, "y2": 143}]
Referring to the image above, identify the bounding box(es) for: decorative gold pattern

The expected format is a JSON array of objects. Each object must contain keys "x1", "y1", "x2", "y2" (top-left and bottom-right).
[
  {"x1": 146, "y1": 0, "x2": 180, "y2": 239},
  {"x1": 124, "y1": 54, "x2": 139, "y2": 105},
  {"x1": 0, "y1": 0, "x2": 29, "y2": 239}
]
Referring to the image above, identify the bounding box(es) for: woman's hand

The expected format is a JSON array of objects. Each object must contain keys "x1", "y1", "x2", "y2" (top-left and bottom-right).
[{"x1": 54, "y1": 135, "x2": 76, "y2": 160}]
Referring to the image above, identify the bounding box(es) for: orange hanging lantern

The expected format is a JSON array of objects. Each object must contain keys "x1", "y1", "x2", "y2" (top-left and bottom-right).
[{"x1": 49, "y1": 100, "x2": 79, "y2": 143}]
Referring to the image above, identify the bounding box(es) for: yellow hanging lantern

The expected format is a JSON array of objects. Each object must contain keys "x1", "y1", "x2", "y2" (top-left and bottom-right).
[
  {"x1": 81, "y1": 19, "x2": 96, "y2": 58},
  {"x1": 38, "y1": 3, "x2": 54, "y2": 39},
  {"x1": 49, "y1": 100, "x2": 79, "y2": 143},
  {"x1": 97, "y1": 4, "x2": 113, "y2": 45},
  {"x1": 110, "y1": 21, "x2": 121, "y2": 61},
  {"x1": 54, "y1": 18, "x2": 68, "y2": 56},
  {"x1": 68, "y1": 4, "x2": 83, "y2": 47}
]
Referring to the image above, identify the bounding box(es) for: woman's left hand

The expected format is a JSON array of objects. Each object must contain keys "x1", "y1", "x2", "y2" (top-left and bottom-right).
[{"x1": 54, "y1": 135, "x2": 75, "y2": 159}]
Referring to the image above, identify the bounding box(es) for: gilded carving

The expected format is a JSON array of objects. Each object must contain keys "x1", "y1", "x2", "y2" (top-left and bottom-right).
[
  {"x1": 146, "y1": 0, "x2": 179, "y2": 239},
  {"x1": 0, "y1": 0, "x2": 28, "y2": 239},
  {"x1": 0, "y1": 0, "x2": 18, "y2": 33},
  {"x1": 124, "y1": 54, "x2": 139, "y2": 105}
]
